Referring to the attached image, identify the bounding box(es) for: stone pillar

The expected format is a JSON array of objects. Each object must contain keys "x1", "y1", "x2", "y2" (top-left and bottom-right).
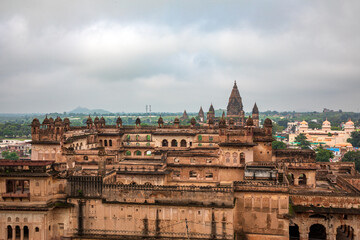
[
  {"x1": 294, "y1": 178, "x2": 299, "y2": 186},
  {"x1": 20, "y1": 227, "x2": 23, "y2": 240},
  {"x1": 12, "y1": 227, "x2": 15, "y2": 240},
  {"x1": 299, "y1": 232, "x2": 307, "y2": 240}
]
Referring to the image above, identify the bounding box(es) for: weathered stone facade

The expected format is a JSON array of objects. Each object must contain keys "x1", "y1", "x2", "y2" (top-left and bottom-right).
[{"x1": 0, "y1": 85, "x2": 359, "y2": 240}]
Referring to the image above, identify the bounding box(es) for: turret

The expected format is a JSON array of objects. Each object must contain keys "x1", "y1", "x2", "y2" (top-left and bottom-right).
[
  {"x1": 94, "y1": 116, "x2": 100, "y2": 129},
  {"x1": 174, "y1": 117, "x2": 180, "y2": 128},
  {"x1": 158, "y1": 116, "x2": 164, "y2": 128},
  {"x1": 263, "y1": 118, "x2": 272, "y2": 135},
  {"x1": 135, "y1": 117, "x2": 141, "y2": 128},
  {"x1": 116, "y1": 117, "x2": 122, "y2": 128},
  {"x1": 31, "y1": 118, "x2": 40, "y2": 141},
  {"x1": 198, "y1": 106, "x2": 204, "y2": 122},
  {"x1": 252, "y1": 103, "x2": 259, "y2": 127},
  {"x1": 207, "y1": 104, "x2": 215, "y2": 123},
  {"x1": 100, "y1": 116, "x2": 106, "y2": 128},
  {"x1": 86, "y1": 116, "x2": 93, "y2": 129}
]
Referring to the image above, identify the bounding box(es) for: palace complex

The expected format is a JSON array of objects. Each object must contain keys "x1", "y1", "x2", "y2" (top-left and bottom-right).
[
  {"x1": 289, "y1": 119, "x2": 355, "y2": 149},
  {"x1": 1, "y1": 82, "x2": 360, "y2": 240}
]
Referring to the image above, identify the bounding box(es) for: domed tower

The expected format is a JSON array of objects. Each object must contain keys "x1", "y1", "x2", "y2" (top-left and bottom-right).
[
  {"x1": 94, "y1": 116, "x2": 100, "y2": 129},
  {"x1": 54, "y1": 116, "x2": 63, "y2": 140},
  {"x1": 100, "y1": 116, "x2": 106, "y2": 128},
  {"x1": 252, "y1": 103, "x2": 259, "y2": 127},
  {"x1": 299, "y1": 120, "x2": 308, "y2": 133},
  {"x1": 116, "y1": 117, "x2": 122, "y2": 128},
  {"x1": 227, "y1": 81, "x2": 245, "y2": 125},
  {"x1": 198, "y1": 106, "x2": 204, "y2": 122},
  {"x1": 263, "y1": 118, "x2": 273, "y2": 135},
  {"x1": 86, "y1": 116, "x2": 93, "y2": 129},
  {"x1": 207, "y1": 104, "x2": 215, "y2": 123},
  {"x1": 135, "y1": 117, "x2": 141, "y2": 128},
  {"x1": 63, "y1": 117, "x2": 71, "y2": 131},
  {"x1": 42, "y1": 116, "x2": 50, "y2": 129},
  {"x1": 157, "y1": 116, "x2": 164, "y2": 128},
  {"x1": 174, "y1": 117, "x2": 180, "y2": 128},
  {"x1": 31, "y1": 118, "x2": 40, "y2": 141},
  {"x1": 180, "y1": 110, "x2": 188, "y2": 121},
  {"x1": 344, "y1": 119, "x2": 355, "y2": 133},
  {"x1": 322, "y1": 119, "x2": 331, "y2": 133}
]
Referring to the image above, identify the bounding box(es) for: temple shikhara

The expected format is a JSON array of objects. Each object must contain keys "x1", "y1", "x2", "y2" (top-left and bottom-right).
[{"x1": 1, "y1": 82, "x2": 359, "y2": 240}]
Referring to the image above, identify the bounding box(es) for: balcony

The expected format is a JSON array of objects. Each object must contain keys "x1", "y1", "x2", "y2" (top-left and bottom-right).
[{"x1": 2, "y1": 191, "x2": 30, "y2": 199}]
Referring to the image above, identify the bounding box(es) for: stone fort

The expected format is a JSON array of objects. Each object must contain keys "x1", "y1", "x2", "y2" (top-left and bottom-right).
[{"x1": 0, "y1": 82, "x2": 359, "y2": 240}]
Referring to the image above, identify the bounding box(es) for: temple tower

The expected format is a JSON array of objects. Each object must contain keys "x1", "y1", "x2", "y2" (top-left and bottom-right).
[
  {"x1": 252, "y1": 103, "x2": 259, "y2": 127},
  {"x1": 226, "y1": 81, "x2": 245, "y2": 125}
]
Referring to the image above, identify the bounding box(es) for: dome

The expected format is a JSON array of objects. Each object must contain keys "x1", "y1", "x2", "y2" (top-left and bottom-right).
[
  {"x1": 246, "y1": 116, "x2": 254, "y2": 126},
  {"x1": 94, "y1": 116, "x2": 100, "y2": 123},
  {"x1": 191, "y1": 117, "x2": 196, "y2": 125},
  {"x1": 300, "y1": 120, "x2": 308, "y2": 126},
  {"x1": 86, "y1": 116, "x2": 93, "y2": 124},
  {"x1": 158, "y1": 116, "x2": 164, "y2": 125},
  {"x1": 136, "y1": 117, "x2": 141, "y2": 125},
  {"x1": 48, "y1": 117, "x2": 54, "y2": 124},
  {"x1": 345, "y1": 119, "x2": 354, "y2": 126},
  {"x1": 31, "y1": 118, "x2": 40, "y2": 126},
  {"x1": 174, "y1": 118, "x2": 180, "y2": 124},
  {"x1": 116, "y1": 117, "x2": 122, "y2": 124},
  {"x1": 63, "y1": 118, "x2": 70, "y2": 124},
  {"x1": 55, "y1": 116, "x2": 62, "y2": 123},
  {"x1": 322, "y1": 119, "x2": 331, "y2": 126},
  {"x1": 100, "y1": 116, "x2": 106, "y2": 124},
  {"x1": 42, "y1": 116, "x2": 50, "y2": 125},
  {"x1": 264, "y1": 118, "x2": 272, "y2": 127}
]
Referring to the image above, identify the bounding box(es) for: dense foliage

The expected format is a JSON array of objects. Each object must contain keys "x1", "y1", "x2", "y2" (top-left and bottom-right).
[
  {"x1": 342, "y1": 151, "x2": 360, "y2": 172},
  {"x1": 295, "y1": 133, "x2": 311, "y2": 149},
  {"x1": 272, "y1": 141, "x2": 286, "y2": 150},
  {"x1": 0, "y1": 123, "x2": 31, "y2": 138},
  {"x1": 1, "y1": 151, "x2": 19, "y2": 160},
  {"x1": 315, "y1": 147, "x2": 334, "y2": 162},
  {"x1": 347, "y1": 131, "x2": 360, "y2": 148}
]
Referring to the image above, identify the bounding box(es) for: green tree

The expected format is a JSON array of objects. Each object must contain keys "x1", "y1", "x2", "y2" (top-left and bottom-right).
[
  {"x1": 347, "y1": 131, "x2": 360, "y2": 147},
  {"x1": 315, "y1": 147, "x2": 334, "y2": 162},
  {"x1": 1, "y1": 151, "x2": 19, "y2": 160},
  {"x1": 272, "y1": 141, "x2": 286, "y2": 150},
  {"x1": 272, "y1": 123, "x2": 285, "y2": 135},
  {"x1": 342, "y1": 151, "x2": 360, "y2": 172},
  {"x1": 295, "y1": 133, "x2": 311, "y2": 149}
]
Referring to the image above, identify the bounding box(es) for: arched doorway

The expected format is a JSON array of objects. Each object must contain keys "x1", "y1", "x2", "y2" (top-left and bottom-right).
[
  {"x1": 162, "y1": 139, "x2": 168, "y2": 147},
  {"x1": 309, "y1": 224, "x2": 326, "y2": 240},
  {"x1": 15, "y1": 226, "x2": 21, "y2": 239},
  {"x1": 23, "y1": 226, "x2": 29, "y2": 240},
  {"x1": 7, "y1": 225, "x2": 12, "y2": 240},
  {"x1": 289, "y1": 223, "x2": 300, "y2": 239},
  {"x1": 299, "y1": 174, "x2": 307, "y2": 185},
  {"x1": 336, "y1": 225, "x2": 354, "y2": 240}
]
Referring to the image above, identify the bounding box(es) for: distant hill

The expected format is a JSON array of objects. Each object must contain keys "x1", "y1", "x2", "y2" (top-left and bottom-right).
[{"x1": 69, "y1": 107, "x2": 112, "y2": 114}]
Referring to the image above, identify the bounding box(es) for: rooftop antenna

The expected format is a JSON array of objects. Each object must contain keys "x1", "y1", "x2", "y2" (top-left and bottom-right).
[{"x1": 149, "y1": 105, "x2": 152, "y2": 123}]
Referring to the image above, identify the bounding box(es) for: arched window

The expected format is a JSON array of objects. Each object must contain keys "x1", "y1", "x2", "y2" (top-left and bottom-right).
[
  {"x1": 240, "y1": 152, "x2": 245, "y2": 164},
  {"x1": 299, "y1": 174, "x2": 307, "y2": 185},
  {"x1": 171, "y1": 139, "x2": 178, "y2": 147},
  {"x1": 180, "y1": 139, "x2": 187, "y2": 147},
  {"x1": 104, "y1": 140, "x2": 108, "y2": 147},
  {"x1": 146, "y1": 135, "x2": 151, "y2": 141},
  {"x1": 125, "y1": 151, "x2": 131, "y2": 156},
  {"x1": 162, "y1": 139, "x2": 168, "y2": 147},
  {"x1": 15, "y1": 226, "x2": 20, "y2": 239},
  {"x1": 35, "y1": 227, "x2": 39, "y2": 232},
  {"x1": 225, "y1": 152, "x2": 230, "y2": 163},
  {"x1": 135, "y1": 150, "x2": 141, "y2": 156},
  {"x1": 23, "y1": 226, "x2": 29, "y2": 239},
  {"x1": 99, "y1": 140, "x2": 103, "y2": 146},
  {"x1": 109, "y1": 140, "x2": 112, "y2": 146},
  {"x1": 7, "y1": 217, "x2": 11, "y2": 222},
  {"x1": 136, "y1": 135, "x2": 139, "y2": 141},
  {"x1": 83, "y1": 156, "x2": 88, "y2": 160},
  {"x1": 289, "y1": 224, "x2": 300, "y2": 239},
  {"x1": 126, "y1": 135, "x2": 130, "y2": 141},
  {"x1": 232, "y1": 152, "x2": 238, "y2": 163},
  {"x1": 145, "y1": 150, "x2": 152, "y2": 156},
  {"x1": 205, "y1": 172, "x2": 213, "y2": 179},
  {"x1": 198, "y1": 135, "x2": 202, "y2": 141}
]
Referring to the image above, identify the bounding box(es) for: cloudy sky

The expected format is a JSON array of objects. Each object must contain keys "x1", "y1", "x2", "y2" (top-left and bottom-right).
[{"x1": 0, "y1": 0, "x2": 359, "y2": 113}]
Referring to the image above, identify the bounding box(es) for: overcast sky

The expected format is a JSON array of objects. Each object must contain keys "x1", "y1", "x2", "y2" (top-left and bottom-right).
[{"x1": 0, "y1": 0, "x2": 359, "y2": 113}]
